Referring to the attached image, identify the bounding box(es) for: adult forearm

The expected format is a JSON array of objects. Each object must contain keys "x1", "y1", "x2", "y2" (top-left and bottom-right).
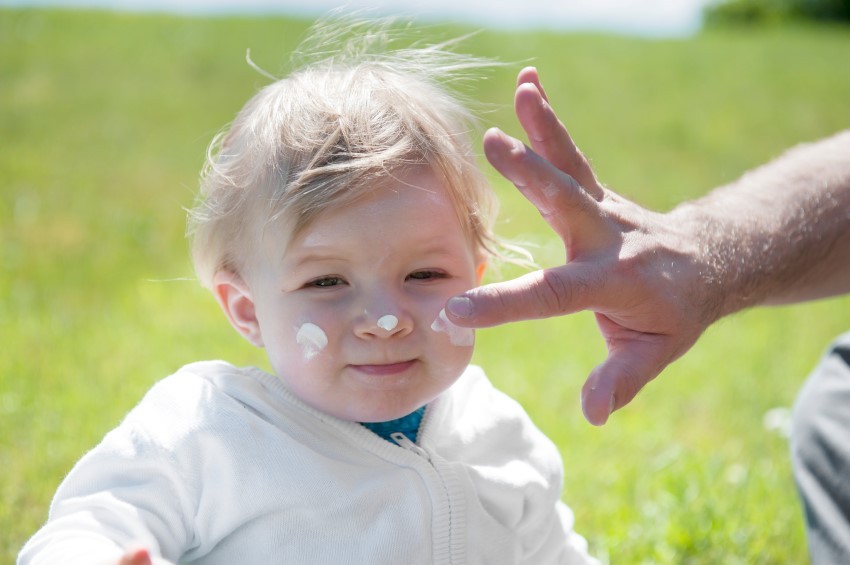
[{"x1": 674, "y1": 130, "x2": 850, "y2": 318}]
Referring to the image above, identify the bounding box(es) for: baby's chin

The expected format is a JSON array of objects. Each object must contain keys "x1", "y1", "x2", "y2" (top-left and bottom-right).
[{"x1": 343, "y1": 387, "x2": 448, "y2": 424}]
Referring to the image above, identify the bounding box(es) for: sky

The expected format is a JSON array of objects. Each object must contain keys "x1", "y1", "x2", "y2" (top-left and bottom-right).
[{"x1": 0, "y1": 0, "x2": 715, "y2": 37}]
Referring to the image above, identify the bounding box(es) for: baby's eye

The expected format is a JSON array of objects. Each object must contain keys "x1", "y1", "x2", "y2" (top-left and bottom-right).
[
  {"x1": 306, "y1": 276, "x2": 346, "y2": 288},
  {"x1": 407, "y1": 270, "x2": 447, "y2": 282}
]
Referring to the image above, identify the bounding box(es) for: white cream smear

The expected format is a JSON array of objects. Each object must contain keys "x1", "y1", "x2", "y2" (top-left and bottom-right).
[
  {"x1": 376, "y1": 314, "x2": 398, "y2": 332},
  {"x1": 431, "y1": 308, "x2": 474, "y2": 347},
  {"x1": 296, "y1": 322, "x2": 328, "y2": 361}
]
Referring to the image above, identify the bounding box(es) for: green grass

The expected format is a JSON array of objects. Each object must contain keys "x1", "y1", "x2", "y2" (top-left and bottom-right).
[{"x1": 2, "y1": 8, "x2": 849, "y2": 563}]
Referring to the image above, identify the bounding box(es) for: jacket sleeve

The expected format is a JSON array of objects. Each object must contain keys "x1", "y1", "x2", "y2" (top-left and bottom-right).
[
  {"x1": 435, "y1": 366, "x2": 600, "y2": 564},
  {"x1": 510, "y1": 408, "x2": 599, "y2": 565},
  {"x1": 521, "y1": 497, "x2": 600, "y2": 565},
  {"x1": 508, "y1": 428, "x2": 599, "y2": 565},
  {"x1": 18, "y1": 394, "x2": 196, "y2": 565}
]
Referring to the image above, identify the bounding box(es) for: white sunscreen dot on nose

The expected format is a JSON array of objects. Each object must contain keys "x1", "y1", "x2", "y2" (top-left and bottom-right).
[
  {"x1": 296, "y1": 323, "x2": 328, "y2": 361},
  {"x1": 431, "y1": 308, "x2": 474, "y2": 347},
  {"x1": 377, "y1": 314, "x2": 398, "y2": 332}
]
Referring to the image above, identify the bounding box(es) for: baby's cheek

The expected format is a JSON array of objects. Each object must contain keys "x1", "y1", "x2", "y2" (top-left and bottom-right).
[
  {"x1": 430, "y1": 308, "x2": 474, "y2": 347},
  {"x1": 296, "y1": 322, "x2": 328, "y2": 361},
  {"x1": 292, "y1": 309, "x2": 343, "y2": 361}
]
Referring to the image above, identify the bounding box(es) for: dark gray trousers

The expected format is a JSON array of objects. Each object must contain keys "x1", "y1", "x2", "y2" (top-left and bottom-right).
[{"x1": 791, "y1": 332, "x2": 850, "y2": 564}]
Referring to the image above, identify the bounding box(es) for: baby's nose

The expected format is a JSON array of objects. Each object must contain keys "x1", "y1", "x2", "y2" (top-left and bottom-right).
[
  {"x1": 354, "y1": 309, "x2": 413, "y2": 339},
  {"x1": 377, "y1": 314, "x2": 400, "y2": 332}
]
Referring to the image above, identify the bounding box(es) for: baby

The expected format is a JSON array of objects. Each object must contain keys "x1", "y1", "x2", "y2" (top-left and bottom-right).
[{"x1": 19, "y1": 19, "x2": 598, "y2": 565}]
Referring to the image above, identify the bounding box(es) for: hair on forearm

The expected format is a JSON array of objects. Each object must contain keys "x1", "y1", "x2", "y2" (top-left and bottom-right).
[{"x1": 681, "y1": 130, "x2": 850, "y2": 316}]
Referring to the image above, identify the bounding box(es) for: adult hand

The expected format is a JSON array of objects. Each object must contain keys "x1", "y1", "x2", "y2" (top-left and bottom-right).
[{"x1": 448, "y1": 67, "x2": 720, "y2": 425}]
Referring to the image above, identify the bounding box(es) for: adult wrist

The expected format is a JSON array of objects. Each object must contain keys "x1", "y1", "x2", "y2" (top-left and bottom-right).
[{"x1": 666, "y1": 201, "x2": 757, "y2": 323}]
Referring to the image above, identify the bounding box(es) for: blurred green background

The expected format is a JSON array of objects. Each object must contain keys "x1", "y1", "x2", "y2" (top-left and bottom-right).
[{"x1": 2, "y1": 7, "x2": 849, "y2": 563}]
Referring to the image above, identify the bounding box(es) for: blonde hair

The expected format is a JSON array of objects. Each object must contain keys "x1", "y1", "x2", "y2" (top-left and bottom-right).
[{"x1": 188, "y1": 18, "x2": 504, "y2": 288}]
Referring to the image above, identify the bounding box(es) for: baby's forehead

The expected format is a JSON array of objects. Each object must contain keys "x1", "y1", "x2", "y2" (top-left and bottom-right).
[
  {"x1": 263, "y1": 180, "x2": 476, "y2": 262},
  {"x1": 271, "y1": 164, "x2": 454, "y2": 228}
]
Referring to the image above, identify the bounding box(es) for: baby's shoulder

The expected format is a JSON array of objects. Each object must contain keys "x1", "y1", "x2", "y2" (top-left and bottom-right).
[
  {"x1": 135, "y1": 360, "x2": 240, "y2": 410},
  {"x1": 118, "y1": 361, "x2": 268, "y2": 447}
]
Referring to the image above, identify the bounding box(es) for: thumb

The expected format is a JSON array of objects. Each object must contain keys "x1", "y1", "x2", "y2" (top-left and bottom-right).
[
  {"x1": 446, "y1": 265, "x2": 596, "y2": 328},
  {"x1": 580, "y1": 339, "x2": 668, "y2": 426}
]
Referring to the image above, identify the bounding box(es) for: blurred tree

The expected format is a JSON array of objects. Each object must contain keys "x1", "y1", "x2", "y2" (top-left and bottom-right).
[{"x1": 704, "y1": 0, "x2": 850, "y2": 24}]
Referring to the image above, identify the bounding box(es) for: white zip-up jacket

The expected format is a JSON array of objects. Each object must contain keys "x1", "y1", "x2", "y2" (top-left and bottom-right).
[{"x1": 19, "y1": 361, "x2": 598, "y2": 565}]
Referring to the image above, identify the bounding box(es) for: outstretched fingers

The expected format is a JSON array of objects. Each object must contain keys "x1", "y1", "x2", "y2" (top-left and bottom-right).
[
  {"x1": 483, "y1": 127, "x2": 599, "y2": 241},
  {"x1": 514, "y1": 68, "x2": 602, "y2": 199},
  {"x1": 517, "y1": 66, "x2": 548, "y2": 100}
]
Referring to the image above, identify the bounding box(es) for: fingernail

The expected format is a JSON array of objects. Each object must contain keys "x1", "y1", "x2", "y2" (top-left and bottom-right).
[
  {"x1": 447, "y1": 296, "x2": 473, "y2": 319},
  {"x1": 581, "y1": 387, "x2": 612, "y2": 426}
]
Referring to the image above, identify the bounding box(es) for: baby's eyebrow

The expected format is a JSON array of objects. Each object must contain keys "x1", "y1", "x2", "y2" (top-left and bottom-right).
[
  {"x1": 287, "y1": 250, "x2": 344, "y2": 269},
  {"x1": 415, "y1": 245, "x2": 456, "y2": 259},
  {"x1": 285, "y1": 235, "x2": 467, "y2": 268}
]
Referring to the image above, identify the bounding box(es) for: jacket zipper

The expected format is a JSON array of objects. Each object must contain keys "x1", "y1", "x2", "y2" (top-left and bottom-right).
[
  {"x1": 390, "y1": 430, "x2": 464, "y2": 564},
  {"x1": 390, "y1": 432, "x2": 431, "y2": 461}
]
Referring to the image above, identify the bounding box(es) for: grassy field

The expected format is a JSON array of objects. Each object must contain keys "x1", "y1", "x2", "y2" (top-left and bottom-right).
[{"x1": 2, "y1": 8, "x2": 849, "y2": 563}]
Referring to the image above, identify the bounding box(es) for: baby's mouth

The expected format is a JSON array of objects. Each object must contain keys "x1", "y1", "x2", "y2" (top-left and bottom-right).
[{"x1": 349, "y1": 360, "x2": 417, "y2": 376}]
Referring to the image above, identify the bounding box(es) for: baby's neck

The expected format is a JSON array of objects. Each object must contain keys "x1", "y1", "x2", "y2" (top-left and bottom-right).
[{"x1": 360, "y1": 406, "x2": 426, "y2": 444}]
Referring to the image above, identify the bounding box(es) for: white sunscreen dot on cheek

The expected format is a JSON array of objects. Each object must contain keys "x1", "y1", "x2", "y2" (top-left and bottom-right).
[
  {"x1": 295, "y1": 323, "x2": 328, "y2": 361},
  {"x1": 376, "y1": 314, "x2": 398, "y2": 332},
  {"x1": 430, "y1": 308, "x2": 474, "y2": 347}
]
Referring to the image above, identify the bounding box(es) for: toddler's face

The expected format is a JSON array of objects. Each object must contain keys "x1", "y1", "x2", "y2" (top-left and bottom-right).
[{"x1": 243, "y1": 167, "x2": 482, "y2": 423}]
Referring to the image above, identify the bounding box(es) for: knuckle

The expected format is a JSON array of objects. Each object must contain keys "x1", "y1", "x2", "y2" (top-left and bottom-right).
[{"x1": 533, "y1": 270, "x2": 574, "y2": 316}]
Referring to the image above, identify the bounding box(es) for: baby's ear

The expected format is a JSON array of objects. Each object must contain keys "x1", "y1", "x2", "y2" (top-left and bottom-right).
[
  {"x1": 475, "y1": 261, "x2": 487, "y2": 285},
  {"x1": 212, "y1": 271, "x2": 264, "y2": 347}
]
